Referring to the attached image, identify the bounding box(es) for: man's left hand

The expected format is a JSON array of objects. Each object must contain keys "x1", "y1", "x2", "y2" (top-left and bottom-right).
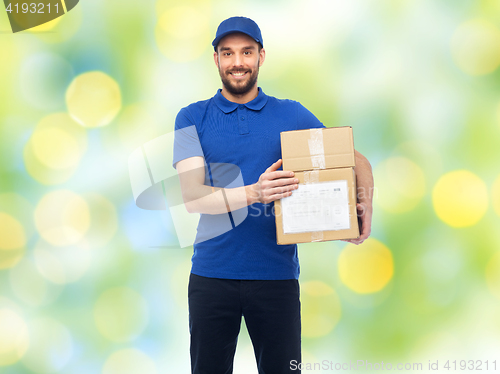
[{"x1": 342, "y1": 202, "x2": 372, "y2": 245}]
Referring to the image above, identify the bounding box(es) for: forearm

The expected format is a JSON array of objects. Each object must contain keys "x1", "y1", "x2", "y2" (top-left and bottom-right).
[
  {"x1": 184, "y1": 184, "x2": 258, "y2": 215},
  {"x1": 179, "y1": 158, "x2": 297, "y2": 215},
  {"x1": 354, "y1": 150, "x2": 374, "y2": 206}
]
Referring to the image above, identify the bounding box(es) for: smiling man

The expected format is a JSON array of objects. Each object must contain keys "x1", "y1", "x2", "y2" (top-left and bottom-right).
[
  {"x1": 173, "y1": 16, "x2": 374, "y2": 374},
  {"x1": 216, "y1": 33, "x2": 263, "y2": 98}
]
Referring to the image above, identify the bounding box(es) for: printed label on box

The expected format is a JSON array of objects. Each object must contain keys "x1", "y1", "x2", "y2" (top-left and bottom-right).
[{"x1": 281, "y1": 180, "x2": 350, "y2": 234}]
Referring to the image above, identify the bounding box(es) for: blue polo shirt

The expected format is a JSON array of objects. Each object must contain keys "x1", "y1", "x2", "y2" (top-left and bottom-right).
[{"x1": 173, "y1": 88, "x2": 324, "y2": 280}]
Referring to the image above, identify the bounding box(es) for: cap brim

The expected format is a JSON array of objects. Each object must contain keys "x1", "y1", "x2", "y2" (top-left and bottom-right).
[{"x1": 212, "y1": 30, "x2": 261, "y2": 50}]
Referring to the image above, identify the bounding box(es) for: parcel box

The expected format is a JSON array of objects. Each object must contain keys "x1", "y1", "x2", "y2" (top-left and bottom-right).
[{"x1": 275, "y1": 126, "x2": 359, "y2": 244}]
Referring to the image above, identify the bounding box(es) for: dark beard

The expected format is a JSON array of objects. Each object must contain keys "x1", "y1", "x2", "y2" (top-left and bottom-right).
[{"x1": 218, "y1": 61, "x2": 259, "y2": 96}]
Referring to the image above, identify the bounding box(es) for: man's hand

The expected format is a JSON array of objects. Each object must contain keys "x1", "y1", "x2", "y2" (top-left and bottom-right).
[
  {"x1": 249, "y1": 159, "x2": 299, "y2": 204},
  {"x1": 340, "y1": 150, "x2": 374, "y2": 245},
  {"x1": 343, "y1": 202, "x2": 372, "y2": 245}
]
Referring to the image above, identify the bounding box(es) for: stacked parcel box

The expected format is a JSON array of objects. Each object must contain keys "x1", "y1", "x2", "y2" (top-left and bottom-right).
[{"x1": 275, "y1": 126, "x2": 360, "y2": 244}]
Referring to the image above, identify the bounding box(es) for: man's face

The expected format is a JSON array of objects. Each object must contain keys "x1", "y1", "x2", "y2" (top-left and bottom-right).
[{"x1": 214, "y1": 33, "x2": 265, "y2": 96}]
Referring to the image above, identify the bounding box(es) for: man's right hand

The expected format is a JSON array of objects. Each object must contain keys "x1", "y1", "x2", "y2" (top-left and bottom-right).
[{"x1": 250, "y1": 159, "x2": 299, "y2": 204}]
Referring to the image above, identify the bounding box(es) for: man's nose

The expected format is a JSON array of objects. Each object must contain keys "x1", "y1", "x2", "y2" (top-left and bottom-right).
[{"x1": 233, "y1": 53, "x2": 243, "y2": 67}]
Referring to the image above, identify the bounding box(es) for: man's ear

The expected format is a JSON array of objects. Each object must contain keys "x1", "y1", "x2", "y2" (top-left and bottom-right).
[
  {"x1": 259, "y1": 48, "x2": 266, "y2": 67},
  {"x1": 213, "y1": 51, "x2": 219, "y2": 68}
]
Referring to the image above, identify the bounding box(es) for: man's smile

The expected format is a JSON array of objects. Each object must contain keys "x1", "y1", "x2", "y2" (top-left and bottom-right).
[{"x1": 229, "y1": 71, "x2": 249, "y2": 79}]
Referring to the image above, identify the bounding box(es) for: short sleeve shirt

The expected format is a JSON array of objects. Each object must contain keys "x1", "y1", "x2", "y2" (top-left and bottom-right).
[{"x1": 173, "y1": 88, "x2": 324, "y2": 280}]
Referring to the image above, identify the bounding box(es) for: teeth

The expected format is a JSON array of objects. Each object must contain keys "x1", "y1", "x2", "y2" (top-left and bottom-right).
[{"x1": 231, "y1": 72, "x2": 246, "y2": 76}]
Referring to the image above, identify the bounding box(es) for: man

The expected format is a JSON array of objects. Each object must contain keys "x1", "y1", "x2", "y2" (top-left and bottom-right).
[{"x1": 172, "y1": 16, "x2": 374, "y2": 374}]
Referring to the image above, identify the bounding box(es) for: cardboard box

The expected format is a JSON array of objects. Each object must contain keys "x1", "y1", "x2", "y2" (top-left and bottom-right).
[{"x1": 275, "y1": 126, "x2": 360, "y2": 244}]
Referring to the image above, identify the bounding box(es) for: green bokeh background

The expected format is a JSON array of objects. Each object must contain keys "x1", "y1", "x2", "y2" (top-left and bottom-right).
[{"x1": 1, "y1": 0, "x2": 500, "y2": 373}]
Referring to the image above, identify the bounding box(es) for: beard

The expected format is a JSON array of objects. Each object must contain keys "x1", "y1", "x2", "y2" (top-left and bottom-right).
[{"x1": 218, "y1": 59, "x2": 259, "y2": 96}]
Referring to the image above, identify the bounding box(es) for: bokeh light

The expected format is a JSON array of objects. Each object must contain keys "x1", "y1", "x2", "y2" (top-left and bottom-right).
[
  {"x1": 24, "y1": 113, "x2": 87, "y2": 185},
  {"x1": 485, "y1": 251, "x2": 500, "y2": 300},
  {"x1": 155, "y1": 5, "x2": 211, "y2": 62},
  {"x1": 66, "y1": 71, "x2": 122, "y2": 128},
  {"x1": 0, "y1": 212, "x2": 26, "y2": 269},
  {"x1": 0, "y1": 212, "x2": 26, "y2": 249},
  {"x1": 497, "y1": 101, "x2": 500, "y2": 129},
  {"x1": 0, "y1": 309, "x2": 29, "y2": 366},
  {"x1": 81, "y1": 193, "x2": 118, "y2": 249},
  {"x1": 9, "y1": 258, "x2": 62, "y2": 307},
  {"x1": 21, "y1": 318, "x2": 73, "y2": 374},
  {"x1": 23, "y1": 141, "x2": 78, "y2": 185},
  {"x1": 18, "y1": 53, "x2": 74, "y2": 110},
  {"x1": 373, "y1": 157, "x2": 426, "y2": 214},
  {"x1": 34, "y1": 190, "x2": 90, "y2": 246},
  {"x1": 451, "y1": 19, "x2": 500, "y2": 76},
  {"x1": 492, "y1": 174, "x2": 500, "y2": 217},
  {"x1": 33, "y1": 238, "x2": 92, "y2": 284},
  {"x1": 410, "y1": 331, "x2": 459, "y2": 365},
  {"x1": 93, "y1": 287, "x2": 149, "y2": 342},
  {"x1": 401, "y1": 237, "x2": 464, "y2": 315},
  {"x1": 32, "y1": 128, "x2": 80, "y2": 169},
  {"x1": 432, "y1": 170, "x2": 488, "y2": 228},
  {"x1": 301, "y1": 280, "x2": 341, "y2": 338},
  {"x1": 102, "y1": 349, "x2": 157, "y2": 374},
  {"x1": 115, "y1": 104, "x2": 166, "y2": 153},
  {"x1": 338, "y1": 238, "x2": 394, "y2": 294},
  {"x1": 0, "y1": 194, "x2": 34, "y2": 268},
  {"x1": 392, "y1": 141, "x2": 444, "y2": 180},
  {"x1": 403, "y1": 88, "x2": 467, "y2": 147},
  {"x1": 170, "y1": 259, "x2": 192, "y2": 308}
]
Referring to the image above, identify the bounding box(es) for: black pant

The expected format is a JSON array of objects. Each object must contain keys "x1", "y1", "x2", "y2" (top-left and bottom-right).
[{"x1": 188, "y1": 273, "x2": 301, "y2": 374}]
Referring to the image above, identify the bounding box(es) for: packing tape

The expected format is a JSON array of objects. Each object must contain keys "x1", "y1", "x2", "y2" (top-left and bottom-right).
[
  {"x1": 308, "y1": 128, "x2": 325, "y2": 169},
  {"x1": 310, "y1": 231, "x2": 324, "y2": 242},
  {"x1": 303, "y1": 169, "x2": 323, "y2": 242},
  {"x1": 304, "y1": 170, "x2": 319, "y2": 185}
]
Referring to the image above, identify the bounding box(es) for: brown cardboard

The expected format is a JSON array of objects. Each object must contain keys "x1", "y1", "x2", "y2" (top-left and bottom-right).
[
  {"x1": 276, "y1": 127, "x2": 359, "y2": 244},
  {"x1": 281, "y1": 126, "x2": 355, "y2": 172}
]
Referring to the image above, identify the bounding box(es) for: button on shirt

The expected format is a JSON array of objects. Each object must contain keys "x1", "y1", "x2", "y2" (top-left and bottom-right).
[{"x1": 173, "y1": 88, "x2": 325, "y2": 280}]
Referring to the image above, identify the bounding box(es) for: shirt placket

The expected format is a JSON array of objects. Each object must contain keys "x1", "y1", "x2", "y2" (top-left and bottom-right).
[{"x1": 237, "y1": 105, "x2": 249, "y2": 135}]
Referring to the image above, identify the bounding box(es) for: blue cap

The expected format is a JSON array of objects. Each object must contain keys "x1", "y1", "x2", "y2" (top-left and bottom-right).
[{"x1": 212, "y1": 16, "x2": 263, "y2": 51}]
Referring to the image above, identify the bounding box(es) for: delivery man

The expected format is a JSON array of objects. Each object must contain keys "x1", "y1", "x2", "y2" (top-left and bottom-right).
[{"x1": 172, "y1": 16, "x2": 374, "y2": 374}]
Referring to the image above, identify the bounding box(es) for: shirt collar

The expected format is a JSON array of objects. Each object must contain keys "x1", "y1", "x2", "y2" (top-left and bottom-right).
[{"x1": 213, "y1": 87, "x2": 268, "y2": 113}]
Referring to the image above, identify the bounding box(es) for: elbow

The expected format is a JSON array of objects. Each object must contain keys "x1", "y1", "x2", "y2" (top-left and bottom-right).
[
  {"x1": 184, "y1": 203, "x2": 195, "y2": 214},
  {"x1": 185, "y1": 203, "x2": 201, "y2": 214},
  {"x1": 355, "y1": 150, "x2": 372, "y2": 171},
  {"x1": 181, "y1": 192, "x2": 199, "y2": 214}
]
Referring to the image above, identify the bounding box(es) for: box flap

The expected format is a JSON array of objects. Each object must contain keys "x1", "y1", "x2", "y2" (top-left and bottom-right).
[{"x1": 281, "y1": 126, "x2": 355, "y2": 172}]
